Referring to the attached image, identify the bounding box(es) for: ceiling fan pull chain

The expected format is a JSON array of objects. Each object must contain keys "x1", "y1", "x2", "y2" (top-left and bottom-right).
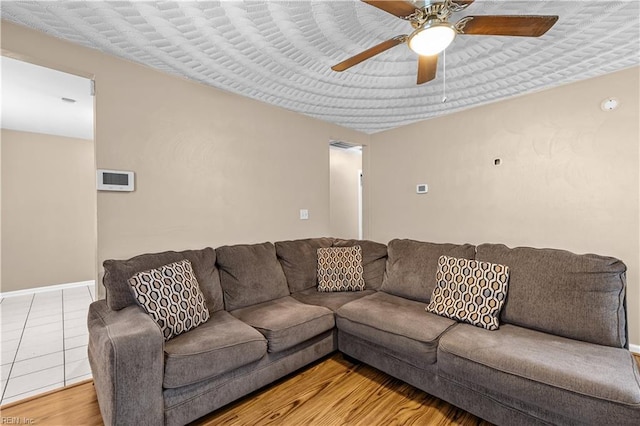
[{"x1": 442, "y1": 50, "x2": 447, "y2": 103}]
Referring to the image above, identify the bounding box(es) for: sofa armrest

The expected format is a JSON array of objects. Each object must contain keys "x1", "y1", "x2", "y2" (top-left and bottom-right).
[{"x1": 88, "y1": 300, "x2": 164, "y2": 426}]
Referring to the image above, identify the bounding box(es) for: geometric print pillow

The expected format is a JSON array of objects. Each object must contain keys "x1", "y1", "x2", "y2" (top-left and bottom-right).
[
  {"x1": 317, "y1": 246, "x2": 366, "y2": 292},
  {"x1": 128, "y1": 259, "x2": 210, "y2": 341},
  {"x1": 426, "y1": 255, "x2": 510, "y2": 330}
]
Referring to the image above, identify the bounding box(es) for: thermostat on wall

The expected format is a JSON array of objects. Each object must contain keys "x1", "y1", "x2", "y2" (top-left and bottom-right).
[
  {"x1": 416, "y1": 184, "x2": 428, "y2": 194},
  {"x1": 97, "y1": 169, "x2": 135, "y2": 191}
]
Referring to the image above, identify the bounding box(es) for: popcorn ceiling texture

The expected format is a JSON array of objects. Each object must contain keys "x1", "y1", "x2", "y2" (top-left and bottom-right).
[{"x1": 2, "y1": 1, "x2": 638, "y2": 134}]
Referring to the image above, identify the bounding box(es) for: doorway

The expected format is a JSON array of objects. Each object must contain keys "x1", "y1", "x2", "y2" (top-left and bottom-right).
[
  {"x1": 0, "y1": 55, "x2": 96, "y2": 295},
  {"x1": 0, "y1": 55, "x2": 97, "y2": 404},
  {"x1": 329, "y1": 140, "x2": 363, "y2": 240}
]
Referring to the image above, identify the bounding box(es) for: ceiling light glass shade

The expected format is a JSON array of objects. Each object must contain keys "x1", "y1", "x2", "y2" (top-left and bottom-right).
[{"x1": 408, "y1": 22, "x2": 457, "y2": 56}]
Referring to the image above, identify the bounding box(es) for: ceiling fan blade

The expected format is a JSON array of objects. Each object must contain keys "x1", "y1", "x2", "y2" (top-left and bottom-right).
[
  {"x1": 451, "y1": 0, "x2": 475, "y2": 7},
  {"x1": 458, "y1": 15, "x2": 559, "y2": 37},
  {"x1": 362, "y1": 1, "x2": 418, "y2": 19},
  {"x1": 417, "y1": 54, "x2": 437, "y2": 85},
  {"x1": 332, "y1": 37, "x2": 406, "y2": 72}
]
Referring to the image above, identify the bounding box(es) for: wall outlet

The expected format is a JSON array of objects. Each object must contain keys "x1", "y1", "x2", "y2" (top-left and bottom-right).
[{"x1": 299, "y1": 209, "x2": 309, "y2": 220}]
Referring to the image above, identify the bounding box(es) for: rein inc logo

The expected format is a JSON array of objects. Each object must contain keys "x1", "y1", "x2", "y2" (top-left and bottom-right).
[{"x1": 0, "y1": 418, "x2": 35, "y2": 424}]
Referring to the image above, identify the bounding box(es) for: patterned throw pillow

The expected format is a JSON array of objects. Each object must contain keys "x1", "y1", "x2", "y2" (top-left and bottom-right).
[
  {"x1": 317, "y1": 246, "x2": 366, "y2": 292},
  {"x1": 426, "y1": 255, "x2": 510, "y2": 330},
  {"x1": 128, "y1": 259, "x2": 210, "y2": 340}
]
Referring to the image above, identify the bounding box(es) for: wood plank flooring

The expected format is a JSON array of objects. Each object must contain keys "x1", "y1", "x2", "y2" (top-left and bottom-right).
[
  {"x1": 1, "y1": 353, "x2": 639, "y2": 426},
  {"x1": 0, "y1": 379, "x2": 102, "y2": 425},
  {"x1": 193, "y1": 354, "x2": 490, "y2": 426}
]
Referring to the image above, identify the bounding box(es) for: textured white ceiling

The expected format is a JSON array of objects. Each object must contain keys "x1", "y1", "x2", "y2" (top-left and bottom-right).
[{"x1": 2, "y1": 1, "x2": 639, "y2": 134}]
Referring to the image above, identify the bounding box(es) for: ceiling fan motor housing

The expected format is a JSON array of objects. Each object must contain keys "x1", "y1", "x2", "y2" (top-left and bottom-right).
[{"x1": 409, "y1": 2, "x2": 453, "y2": 29}]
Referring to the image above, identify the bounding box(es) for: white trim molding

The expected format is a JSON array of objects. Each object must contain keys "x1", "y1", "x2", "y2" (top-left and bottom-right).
[
  {"x1": 0, "y1": 280, "x2": 95, "y2": 298},
  {"x1": 630, "y1": 344, "x2": 640, "y2": 355}
]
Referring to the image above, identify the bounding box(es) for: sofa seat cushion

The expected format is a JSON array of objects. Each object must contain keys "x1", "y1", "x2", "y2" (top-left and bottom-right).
[
  {"x1": 291, "y1": 288, "x2": 376, "y2": 312},
  {"x1": 163, "y1": 310, "x2": 267, "y2": 388},
  {"x1": 336, "y1": 292, "x2": 456, "y2": 367},
  {"x1": 230, "y1": 296, "x2": 334, "y2": 353},
  {"x1": 438, "y1": 323, "x2": 640, "y2": 420}
]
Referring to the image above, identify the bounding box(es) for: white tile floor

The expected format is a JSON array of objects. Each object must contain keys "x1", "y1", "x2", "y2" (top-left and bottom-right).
[{"x1": 0, "y1": 284, "x2": 95, "y2": 405}]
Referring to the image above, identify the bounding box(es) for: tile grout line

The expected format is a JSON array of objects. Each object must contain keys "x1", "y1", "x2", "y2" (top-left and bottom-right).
[
  {"x1": 1, "y1": 293, "x2": 35, "y2": 403},
  {"x1": 62, "y1": 289, "x2": 66, "y2": 386},
  {"x1": 87, "y1": 284, "x2": 94, "y2": 302},
  {"x1": 4, "y1": 354, "x2": 64, "y2": 380}
]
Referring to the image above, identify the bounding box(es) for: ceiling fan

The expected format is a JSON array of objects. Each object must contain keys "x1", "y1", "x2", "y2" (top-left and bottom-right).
[{"x1": 331, "y1": 0, "x2": 558, "y2": 84}]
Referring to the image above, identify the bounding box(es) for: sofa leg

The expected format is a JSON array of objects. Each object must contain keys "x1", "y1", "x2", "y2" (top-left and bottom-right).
[{"x1": 340, "y1": 353, "x2": 362, "y2": 366}]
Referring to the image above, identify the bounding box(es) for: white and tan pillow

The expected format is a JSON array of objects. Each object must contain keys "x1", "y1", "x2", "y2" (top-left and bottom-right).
[
  {"x1": 317, "y1": 246, "x2": 365, "y2": 292},
  {"x1": 426, "y1": 255, "x2": 509, "y2": 330},
  {"x1": 128, "y1": 259, "x2": 210, "y2": 340}
]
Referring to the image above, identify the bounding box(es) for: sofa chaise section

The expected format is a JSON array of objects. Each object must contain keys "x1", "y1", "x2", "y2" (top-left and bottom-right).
[
  {"x1": 432, "y1": 243, "x2": 638, "y2": 425},
  {"x1": 336, "y1": 240, "x2": 640, "y2": 425},
  {"x1": 438, "y1": 323, "x2": 640, "y2": 425}
]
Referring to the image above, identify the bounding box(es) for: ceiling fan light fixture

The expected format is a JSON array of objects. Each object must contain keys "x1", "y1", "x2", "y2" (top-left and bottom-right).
[{"x1": 408, "y1": 21, "x2": 456, "y2": 56}]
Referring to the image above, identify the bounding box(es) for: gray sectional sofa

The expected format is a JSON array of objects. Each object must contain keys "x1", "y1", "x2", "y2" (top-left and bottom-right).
[{"x1": 88, "y1": 238, "x2": 640, "y2": 425}]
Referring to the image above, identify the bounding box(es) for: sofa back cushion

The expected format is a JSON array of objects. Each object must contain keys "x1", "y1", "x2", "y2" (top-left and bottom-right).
[
  {"x1": 275, "y1": 238, "x2": 335, "y2": 293},
  {"x1": 332, "y1": 239, "x2": 388, "y2": 290},
  {"x1": 381, "y1": 239, "x2": 476, "y2": 303},
  {"x1": 103, "y1": 247, "x2": 224, "y2": 312},
  {"x1": 216, "y1": 242, "x2": 290, "y2": 311},
  {"x1": 476, "y1": 243, "x2": 627, "y2": 348}
]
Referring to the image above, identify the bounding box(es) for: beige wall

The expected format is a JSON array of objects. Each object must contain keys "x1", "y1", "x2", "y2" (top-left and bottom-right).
[
  {"x1": 368, "y1": 67, "x2": 640, "y2": 346},
  {"x1": 1, "y1": 21, "x2": 368, "y2": 297},
  {"x1": 330, "y1": 147, "x2": 362, "y2": 239},
  {"x1": 1, "y1": 129, "x2": 96, "y2": 291}
]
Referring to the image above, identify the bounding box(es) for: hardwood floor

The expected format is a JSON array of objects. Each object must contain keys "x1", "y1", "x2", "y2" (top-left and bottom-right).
[
  {"x1": 0, "y1": 379, "x2": 102, "y2": 425},
  {"x1": 193, "y1": 354, "x2": 490, "y2": 426},
  {"x1": 2, "y1": 353, "x2": 639, "y2": 426}
]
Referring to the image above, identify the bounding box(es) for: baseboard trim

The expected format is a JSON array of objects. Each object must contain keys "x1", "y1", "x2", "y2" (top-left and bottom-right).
[
  {"x1": 630, "y1": 344, "x2": 640, "y2": 354},
  {"x1": 0, "y1": 280, "x2": 95, "y2": 298}
]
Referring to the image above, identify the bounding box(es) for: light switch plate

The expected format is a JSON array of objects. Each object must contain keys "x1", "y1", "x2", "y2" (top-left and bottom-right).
[{"x1": 299, "y1": 209, "x2": 309, "y2": 220}]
